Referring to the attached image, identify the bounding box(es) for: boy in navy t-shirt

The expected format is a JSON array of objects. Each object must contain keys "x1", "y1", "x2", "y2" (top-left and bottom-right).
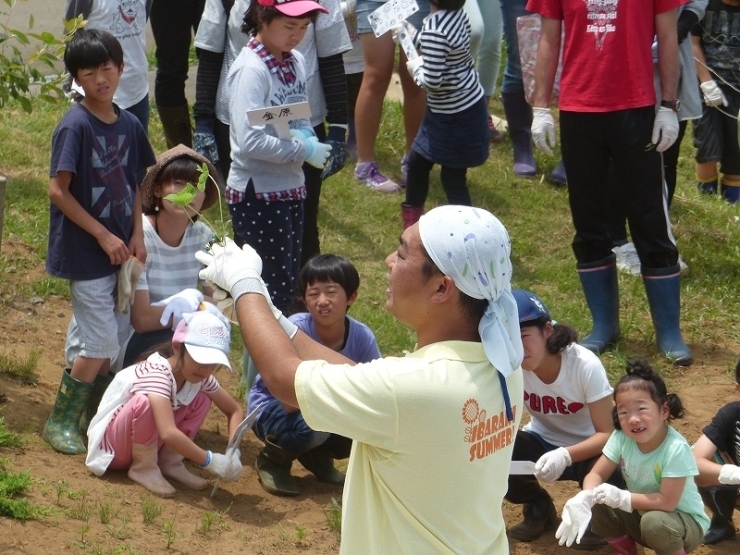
[
  {"x1": 43, "y1": 28, "x2": 156, "y2": 455},
  {"x1": 248, "y1": 254, "x2": 381, "y2": 496}
]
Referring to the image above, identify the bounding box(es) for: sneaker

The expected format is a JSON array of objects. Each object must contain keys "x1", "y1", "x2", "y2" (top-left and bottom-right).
[
  {"x1": 354, "y1": 161, "x2": 401, "y2": 193},
  {"x1": 678, "y1": 254, "x2": 689, "y2": 275},
  {"x1": 613, "y1": 242, "x2": 641, "y2": 276},
  {"x1": 488, "y1": 115, "x2": 503, "y2": 144},
  {"x1": 400, "y1": 153, "x2": 410, "y2": 186}
]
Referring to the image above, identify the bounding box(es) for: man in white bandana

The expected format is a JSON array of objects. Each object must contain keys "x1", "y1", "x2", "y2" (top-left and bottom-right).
[{"x1": 196, "y1": 205, "x2": 524, "y2": 555}]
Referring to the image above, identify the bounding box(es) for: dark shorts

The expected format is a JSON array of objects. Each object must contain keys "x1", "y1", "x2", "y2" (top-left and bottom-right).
[{"x1": 693, "y1": 87, "x2": 740, "y2": 175}]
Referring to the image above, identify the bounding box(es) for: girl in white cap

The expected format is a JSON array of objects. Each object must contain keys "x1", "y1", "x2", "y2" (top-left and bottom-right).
[{"x1": 86, "y1": 309, "x2": 244, "y2": 497}]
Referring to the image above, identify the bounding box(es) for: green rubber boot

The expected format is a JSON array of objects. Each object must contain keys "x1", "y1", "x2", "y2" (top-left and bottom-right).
[
  {"x1": 255, "y1": 435, "x2": 300, "y2": 497},
  {"x1": 42, "y1": 369, "x2": 93, "y2": 454},
  {"x1": 79, "y1": 373, "x2": 113, "y2": 437},
  {"x1": 298, "y1": 449, "x2": 345, "y2": 485}
]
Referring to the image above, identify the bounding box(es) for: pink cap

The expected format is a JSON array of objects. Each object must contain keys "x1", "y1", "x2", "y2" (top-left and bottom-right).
[
  {"x1": 173, "y1": 311, "x2": 232, "y2": 370},
  {"x1": 258, "y1": 0, "x2": 328, "y2": 17}
]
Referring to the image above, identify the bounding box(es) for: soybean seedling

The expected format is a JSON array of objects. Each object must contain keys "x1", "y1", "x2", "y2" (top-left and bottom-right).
[{"x1": 163, "y1": 163, "x2": 228, "y2": 251}]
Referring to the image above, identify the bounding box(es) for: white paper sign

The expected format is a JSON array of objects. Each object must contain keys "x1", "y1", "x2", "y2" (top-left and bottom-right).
[
  {"x1": 246, "y1": 101, "x2": 312, "y2": 140},
  {"x1": 397, "y1": 24, "x2": 419, "y2": 60},
  {"x1": 368, "y1": 0, "x2": 419, "y2": 38}
]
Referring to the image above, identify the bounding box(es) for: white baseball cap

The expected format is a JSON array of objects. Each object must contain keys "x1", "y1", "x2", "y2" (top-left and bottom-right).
[{"x1": 173, "y1": 311, "x2": 232, "y2": 370}]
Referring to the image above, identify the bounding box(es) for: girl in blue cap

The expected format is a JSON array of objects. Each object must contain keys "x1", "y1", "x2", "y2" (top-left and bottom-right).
[{"x1": 507, "y1": 288, "x2": 620, "y2": 548}]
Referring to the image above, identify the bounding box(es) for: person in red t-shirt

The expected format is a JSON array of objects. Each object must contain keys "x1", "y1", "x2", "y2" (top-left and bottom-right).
[{"x1": 526, "y1": 0, "x2": 692, "y2": 367}]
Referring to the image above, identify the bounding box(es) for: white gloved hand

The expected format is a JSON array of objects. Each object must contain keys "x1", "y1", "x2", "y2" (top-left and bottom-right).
[
  {"x1": 195, "y1": 237, "x2": 263, "y2": 300},
  {"x1": 535, "y1": 447, "x2": 572, "y2": 482},
  {"x1": 531, "y1": 107, "x2": 556, "y2": 155},
  {"x1": 700, "y1": 80, "x2": 728, "y2": 108},
  {"x1": 651, "y1": 106, "x2": 679, "y2": 153},
  {"x1": 593, "y1": 483, "x2": 632, "y2": 512},
  {"x1": 555, "y1": 490, "x2": 594, "y2": 547},
  {"x1": 196, "y1": 241, "x2": 299, "y2": 338},
  {"x1": 303, "y1": 136, "x2": 332, "y2": 169},
  {"x1": 406, "y1": 55, "x2": 424, "y2": 78},
  {"x1": 391, "y1": 19, "x2": 416, "y2": 44},
  {"x1": 203, "y1": 451, "x2": 243, "y2": 482},
  {"x1": 198, "y1": 300, "x2": 232, "y2": 327},
  {"x1": 718, "y1": 464, "x2": 740, "y2": 485},
  {"x1": 290, "y1": 127, "x2": 314, "y2": 141},
  {"x1": 152, "y1": 288, "x2": 204, "y2": 329}
]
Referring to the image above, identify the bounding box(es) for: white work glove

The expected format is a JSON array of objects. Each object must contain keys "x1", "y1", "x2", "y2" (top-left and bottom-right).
[
  {"x1": 556, "y1": 490, "x2": 594, "y2": 547},
  {"x1": 406, "y1": 55, "x2": 424, "y2": 78},
  {"x1": 535, "y1": 447, "x2": 572, "y2": 482},
  {"x1": 303, "y1": 136, "x2": 332, "y2": 169},
  {"x1": 203, "y1": 451, "x2": 243, "y2": 482},
  {"x1": 195, "y1": 239, "x2": 298, "y2": 338},
  {"x1": 199, "y1": 300, "x2": 232, "y2": 327},
  {"x1": 700, "y1": 80, "x2": 728, "y2": 108},
  {"x1": 718, "y1": 464, "x2": 740, "y2": 485},
  {"x1": 290, "y1": 127, "x2": 314, "y2": 141},
  {"x1": 593, "y1": 483, "x2": 632, "y2": 512},
  {"x1": 116, "y1": 257, "x2": 145, "y2": 314},
  {"x1": 531, "y1": 107, "x2": 556, "y2": 155},
  {"x1": 152, "y1": 288, "x2": 204, "y2": 329},
  {"x1": 391, "y1": 20, "x2": 416, "y2": 44},
  {"x1": 651, "y1": 106, "x2": 679, "y2": 153}
]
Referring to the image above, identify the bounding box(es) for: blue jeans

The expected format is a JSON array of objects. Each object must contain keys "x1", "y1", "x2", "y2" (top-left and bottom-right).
[
  {"x1": 254, "y1": 399, "x2": 331, "y2": 455},
  {"x1": 124, "y1": 94, "x2": 150, "y2": 134},
  {"x1": 499, "y1": 0, "x2": 532, "y2": 94}
]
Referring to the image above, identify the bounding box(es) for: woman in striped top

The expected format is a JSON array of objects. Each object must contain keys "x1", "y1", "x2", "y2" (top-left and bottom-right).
[{"x1": 394, "y1": 0, "x2": 490, "y2": 229}]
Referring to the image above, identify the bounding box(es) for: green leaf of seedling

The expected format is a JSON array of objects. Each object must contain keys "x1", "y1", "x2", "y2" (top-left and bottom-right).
[
  {"x1": 197, "y1": 163, "x2": 209, "y2": 191},
  {"x1": 164, "y1": 183, "x2": 198, "y2": 207}
]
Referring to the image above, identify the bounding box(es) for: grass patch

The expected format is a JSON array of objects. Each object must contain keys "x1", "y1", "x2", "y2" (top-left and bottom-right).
[
  {"x1": 0, "y1": 416, "x2": 24, "y2": 447},
  {"x1": 0, "y1": 349, "x2": 40, "y2": 384}
]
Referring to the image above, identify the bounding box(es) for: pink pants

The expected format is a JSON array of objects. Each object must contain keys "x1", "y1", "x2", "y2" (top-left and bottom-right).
[{"x1": 106, "y1": 392, "x2": 211, "y2": 470}]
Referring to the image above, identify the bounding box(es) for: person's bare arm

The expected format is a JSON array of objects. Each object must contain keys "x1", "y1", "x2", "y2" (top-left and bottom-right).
[
  {"x1": 532, "y1": 17, "x2": 562, "y2": 108},
  {"x1": 656, "y1": 8, "x2": 680, "y2": 102},
  {"x1": 566, "y1": 396, "x2": 614, "y2": 463}
]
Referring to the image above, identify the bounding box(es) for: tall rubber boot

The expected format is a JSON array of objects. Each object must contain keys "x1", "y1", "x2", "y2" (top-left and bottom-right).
[
  {"x1": 577, "y1": 256, "x2": 621, "y2": 354},
  {"x1": 549, "y1": 160, "x2": 567, "y2": 186},
  {"x1": 401, "y1": 204, "x2": 424, "y2": 230},
  {"x1": 157, "y1": 104, "x2": 192, "y2": 149},
  {"x1": 700, "y1": 486, "x2": 737, "y2": 544},
  {"x1": 721, "y1": 177, "x2": 740, "y2": 203},
  {"x1": 158, "y1": 445, "x2": 208, "y2": 491},
  {"x1": 607, "y1": 535, "x2": 638, "y2": 555},
  {"x1": 508, "y1": 495, "x2": 558, "y2": 541},
  {"x1": 298, "y1": 448, "x2": 345, "y2": 485},
  {"x1": 255, "y1": 435, "x2": 300, "y2": 497},
  {"x1": 642, "y1": 267, "x2": 693, "y2": 366},
  {"x1": 129, "y1": 443, "x2": 176, "y2": 497},
  {"x1": 696, "y1": 174, "x2": 717, "y2": 195},
  {"x1": 42, "y1": 369, "x2": 94, "y2": 454},
  {"x1": 501, "y1": 90, "x2": 537, "y2": 177},
  {"x1": 79, "y1": 373, "x2": 113, "y2": 437}
]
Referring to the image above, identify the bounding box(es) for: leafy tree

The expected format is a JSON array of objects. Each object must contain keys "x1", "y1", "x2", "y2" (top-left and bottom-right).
[{"x1": 0, "y1": 0, "x2": 84, "y2": 112}]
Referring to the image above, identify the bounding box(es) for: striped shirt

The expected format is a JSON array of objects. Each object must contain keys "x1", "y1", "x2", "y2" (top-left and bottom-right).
[
  {"x1": 136, "y1": 217, "x2": 213, "y2": 302},
  {"x1": 412, "y1": 9, "x2": 483, "y2": 113},
  {"x1": 129, "y1": 353, "x2": 219, "y2": 409}
]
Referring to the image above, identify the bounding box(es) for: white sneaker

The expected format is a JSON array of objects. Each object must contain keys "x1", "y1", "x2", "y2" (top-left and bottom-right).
[
  {"x1": 613, "y1": 242, "x2": 641, "y2": 276},
  {"x1": 678, "y1": 255, "x2": 689, "y2": 275}
]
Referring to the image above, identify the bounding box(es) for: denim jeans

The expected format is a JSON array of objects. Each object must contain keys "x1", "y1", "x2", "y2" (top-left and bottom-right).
[
  {"x1": 499, "y1": 0, "x2": 532, "y2": 94},
  {"x1": 254, "y1": 399, "x2": 331, "y2": 455}
]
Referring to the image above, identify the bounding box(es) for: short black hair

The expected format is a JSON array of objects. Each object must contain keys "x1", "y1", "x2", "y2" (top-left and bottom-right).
[
  {"x1": 429, "y1": 0, "x2": 466, "y2": 10},
  {"x1": 519, "y1": 319, "x2": 579, "y2": 355},
  {"x1": 64, "y1": 28, "x2": 124, "y2": 79},
  {"x1": 297, "y1": 254, "x2": 360, "y2": 299},
  {"x1": 144, "y1": 157, "x2": 203, "y2": 217}
]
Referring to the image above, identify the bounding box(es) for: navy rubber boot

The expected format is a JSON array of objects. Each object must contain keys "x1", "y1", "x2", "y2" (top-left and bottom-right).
[
  {"x1": 577, "y1": 257, "x2": 621, "y2": 354},
  {"x1": 549, "y1": 160, "x2": 567, "y2": 186},
  {"x1": 642, "y1": 267, "x2": 693, "y2": 366},
  {"x1": 501, "y1": 91, "x2": 537, "y2": 177}
]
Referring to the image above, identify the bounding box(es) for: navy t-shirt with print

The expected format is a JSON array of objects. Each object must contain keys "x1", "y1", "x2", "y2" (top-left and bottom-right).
[{"x1": 46, "y1": 103, "x2": 156, "y2": 280}]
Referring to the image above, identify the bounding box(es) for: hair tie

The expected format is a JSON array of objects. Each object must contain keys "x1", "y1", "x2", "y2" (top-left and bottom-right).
[{"x1": 257, "y1": 0, "x2": 275, "y2": 6}]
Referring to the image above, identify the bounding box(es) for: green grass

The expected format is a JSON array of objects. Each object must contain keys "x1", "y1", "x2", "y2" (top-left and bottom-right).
[{"x1": 1, "y1": 96, "x2": 739, "y2": 384}]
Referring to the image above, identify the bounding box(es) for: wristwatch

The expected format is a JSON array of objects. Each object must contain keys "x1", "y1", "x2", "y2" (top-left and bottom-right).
[{"x1": 660, "y1": 99, "x2": 681, "y2": 112}]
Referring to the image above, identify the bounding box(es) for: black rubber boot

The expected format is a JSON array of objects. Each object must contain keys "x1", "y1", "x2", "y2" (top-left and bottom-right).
[
  {"x1": 156, "y1": 104, "x2": 192, "y2": 149},
  {"x1": 255, "y1": 435, "x2": 300, "y2": 497},
  {"x1": 298, "y1": 448, "x2": 345, "y2": 485},
  {"x1": 700, "y1": 486, "x2": 737, "y2": 544},
  {"x1": 509, "y1": 495, "x2": 558, "y2": 542}
]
